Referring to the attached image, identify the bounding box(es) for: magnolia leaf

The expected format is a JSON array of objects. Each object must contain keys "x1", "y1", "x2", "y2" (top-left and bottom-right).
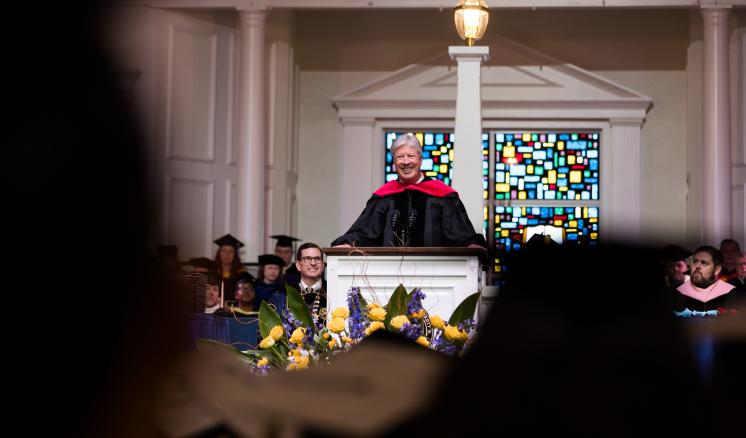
[
  {"x1": 258, "y1": 300, "x2": 284, "y2": 339},
  {"x1": 448, "y1": 292, "x2": 480, "y2": 326},
  {"x1": 195, "y1": 338, "x2": 253, "y2": 365},
  {"x1": 384, "y1": 284, "x2": 408, "y2": 330},
  {"x1": 286, "y1": 284, "x2": 315, "y2": 330}
]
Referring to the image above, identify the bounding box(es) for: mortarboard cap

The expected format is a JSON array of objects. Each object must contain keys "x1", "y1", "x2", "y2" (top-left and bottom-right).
[
  {"x1": 213, "y1": 234, "x2": 244, "y2": 249},
  {"x1": 258, "y1": 254, "x2": 285, "y2": 267},
  {"x1": 204, "y1": 272, "x2": 221, "y2": 286},
  {"x1": 270, "y1": 234, "x2": 301, "y2": 248},
  {"x1": 189, "y1": 257, "x2": 218, "y2": 271},
  {"x1": 235, "y1": 271, "x2": 256, "y2": 285},
  {"x1": 661, "y1": 245, "x2": 692, "y2": 263}
]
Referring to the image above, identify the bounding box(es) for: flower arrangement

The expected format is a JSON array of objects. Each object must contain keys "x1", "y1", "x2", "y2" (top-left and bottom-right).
[{"x1": 206, "y1": 284, "x2": 479, "y2": 373}]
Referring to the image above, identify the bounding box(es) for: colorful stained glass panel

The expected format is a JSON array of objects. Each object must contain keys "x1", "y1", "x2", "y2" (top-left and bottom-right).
[
  {"x1": 494, "y1": 132, "x2": 599, "y2": 200},
  {"x1": 385, "y1": 131, "x2": 455, "y2": 186},
  {"x1": 493, "y1": 206, "x2": 600, "y2": 272}
]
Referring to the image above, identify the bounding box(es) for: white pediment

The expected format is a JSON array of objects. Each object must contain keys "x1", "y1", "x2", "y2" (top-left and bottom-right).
[{"x1": 333, "y1": 35, "x2": 652, "y2": 121}]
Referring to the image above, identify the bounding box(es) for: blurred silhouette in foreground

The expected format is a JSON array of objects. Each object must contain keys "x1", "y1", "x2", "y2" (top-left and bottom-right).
[
  {"x1": 5, "y1": 3, "x2": 176, "y2": 436},
  {"x1": 396, "y1": 242, "x2": 746, "y2": 436}
]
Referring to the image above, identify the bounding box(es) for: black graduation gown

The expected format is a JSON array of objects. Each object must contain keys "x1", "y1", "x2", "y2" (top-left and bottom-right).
[
  {"x1": 283, "y1": 264, "x2": 301, "y2": 286},
  {"x1": 332, "y1": 177, "x2": 486, "y2": 248}
]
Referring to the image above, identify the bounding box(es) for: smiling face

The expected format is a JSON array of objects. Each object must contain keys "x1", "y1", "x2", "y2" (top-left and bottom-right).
[
  {"x1": 296, "y1": 246, "x2": 323, "y2": 283},
  {"x1": 393, "y1": 144, "x2": 423, "y2": 184}
]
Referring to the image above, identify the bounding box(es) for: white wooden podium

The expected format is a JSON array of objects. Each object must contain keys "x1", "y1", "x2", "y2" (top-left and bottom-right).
[{"x1": 323, "y1": 247, "x2": 486, "y2": 322}]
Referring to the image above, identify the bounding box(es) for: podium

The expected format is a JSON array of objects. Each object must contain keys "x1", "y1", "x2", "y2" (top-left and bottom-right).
[{"x1": 323, "y1": 247, "x2": 486, "y2": 322}]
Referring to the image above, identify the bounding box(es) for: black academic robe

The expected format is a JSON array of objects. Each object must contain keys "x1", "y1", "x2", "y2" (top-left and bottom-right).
[
  {"x1": 332, "y1": 177, "x2": 486, "y2": 248},
  {"x1": 282, "y1": 264, "x2": 300, "y2": 286}
]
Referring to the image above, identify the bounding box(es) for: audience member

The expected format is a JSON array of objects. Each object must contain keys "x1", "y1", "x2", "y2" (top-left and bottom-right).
[
  {"x1": 203, "y1": 272, "x2": 224, "y2": 314},
  {"x1": 726, "y1": 251, "x2": 746, "y2": 300},
  {"x1": 271, "y1": 242, "x2": 327, "y2": 323},
  {"x1": 189, "y1": 257, "x2": 219, "y2": 274},
  {"x1": 673, "y1": 246, "x2": 738, "y2": 314},
  {"x1": 271, "y1": 234, "x2": 301, "y2": 285},
  {"x1": 213, "y1": 234, "x2": 246, "y2": 300},
  {"x1": 216, "y1": 272, "x2": 258, "y2": 317},
  {"x1": 661, "y1": 244, "x2": 691, "y2": 288},
  {"x1": 719, "y1": 238, "x2": 741, "y2": 281},
  {"x1": 254, "y1": 254, "x2": 285, "y2": 308}
]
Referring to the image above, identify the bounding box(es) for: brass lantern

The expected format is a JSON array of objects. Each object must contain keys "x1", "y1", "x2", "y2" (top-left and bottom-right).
[{"x1": 454, "y1": 0, "x2": 489, "y2": 46}]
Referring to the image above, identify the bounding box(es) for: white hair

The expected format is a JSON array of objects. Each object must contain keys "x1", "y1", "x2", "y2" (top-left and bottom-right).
[{"x1": 390, "y1": 133, "x2": 422, "y2": 157}]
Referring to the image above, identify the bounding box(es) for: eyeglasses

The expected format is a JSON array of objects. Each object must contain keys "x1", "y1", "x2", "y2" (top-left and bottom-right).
[{"x1": 300, "y1": 256, "x2": 323, "y2": 264}]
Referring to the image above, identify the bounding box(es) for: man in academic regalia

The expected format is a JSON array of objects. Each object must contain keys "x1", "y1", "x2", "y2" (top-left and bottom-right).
[
  {"x1": 673, "y1": 246, "x2": 739, "y2": 314},
  {"x1": 271, "y1": 243, "x2": 327, "y2": 324},
  {"x1": 331, "y1": 133, "x2": 486, "y2": 248},
  {"x1": 271, "y1": 234, "x2": 301, "y2": 285}
]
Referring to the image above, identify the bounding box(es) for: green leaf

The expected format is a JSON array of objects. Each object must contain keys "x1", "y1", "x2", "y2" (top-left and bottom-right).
[
  {"x1": 448, "y1": 292, "x2": 480, "y2": 326},
  {"x1": 286, "y1": 284, "x2": 315, "y2": 330},
  {"x1": 384, "y1": 284, "x2": 408, "y2": 330},
  {"x1": 195, "y1": 338, "x2": 254, "y2": 365},
  {"x1": 258, "y1": 300, "x2": 284, "y2": 339}
]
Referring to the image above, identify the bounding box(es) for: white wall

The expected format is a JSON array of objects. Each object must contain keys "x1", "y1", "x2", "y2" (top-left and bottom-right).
[
  {"x1": 597, "y1": 71, "x2": 689, "y2": 246},
  {"x1": 297, "y1": 71, "x2": 381, "y2": 246}
]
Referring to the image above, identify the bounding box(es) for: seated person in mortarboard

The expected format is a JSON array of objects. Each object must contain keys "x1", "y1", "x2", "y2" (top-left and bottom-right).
[
  {"x1": 270, "y1": 242, "x2": 327, "y2": 325},
  {"x1": 189, "y1": 257, "x2": 219, "y2": 275},
  {"x1": 215, "y1": 272, "x2": 257, "y2": 317},
  {"x1": 203, "y1": 272, "x2": 224, "y2": 314},
  {"x1": 331, "y1": 133, "x2": 486, "y2": 249},
  {"x1": 212, "y1": 234, "x2": 246, "y2": 299},
  {"x1": 673, "y1": 246, "x2": 739, "y2": 316},
  {"x1": 254, "y1": 254, "x2": 286, "y2": 308},
  {"x1": 271, "y1": 234, "x2": 301, "y2": 285}
]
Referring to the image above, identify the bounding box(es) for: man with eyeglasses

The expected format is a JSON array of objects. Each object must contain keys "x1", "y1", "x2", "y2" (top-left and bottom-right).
[
  {"x1": 673, "y1": 246, "x2": 738, "y2": 315},
  {"x1": 271, "y1": 243, "x2": 328, "y2": 324}
]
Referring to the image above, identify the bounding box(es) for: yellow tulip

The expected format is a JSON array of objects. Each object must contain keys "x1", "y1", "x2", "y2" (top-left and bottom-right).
[
  {"x1": 368, "y1": 307, "x2": 387, "y2": 322},
  {"x1": 258, "y1": 336, "x2": 275, "y2": 349},
  {"x1": 328, "y1": 317, "x2": 346, "y2": 333},
  {"x1": 331, "y1": 307, "x2": 350, "y2": 319},
  {"x1": 365, "y1": 321, "x2": 385, "y2": 336},
  {"x1": 444, "y1": 325, "x2": 466, "y2": 343},
  {"x1": 416, "y1": 336, "x2": 430, "y2": 347},
  {"x1": 256, "y1": 357, "x2": 268, "y2": 367},
  {"x1": 289, "y1": 327, "x2": 305, "y2": 345},
  {"x1": 390, "y1": 315, "x2": 409, "y2": 330},
  {"x1": 430, "y1": 315, "x2": 446, "y2": 330},
  {"x1": 328, "y1": 339, "x2": 337, "y2": 349},
  {"x1": 269, "y1": 325, "x2": 284, "y2": 341}
]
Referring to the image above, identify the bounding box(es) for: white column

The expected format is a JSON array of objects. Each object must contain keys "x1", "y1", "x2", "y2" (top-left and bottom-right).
[
  {"x1": 606, "y1": 118, "x2": 644, "y2": 242},
  {"x1": 236, "y1": 8, "x2": 266, "y2": 261},
  {"x1": 339, "y1": 117, "x2": 376, "y2": 231},
  {"x1": 449, "y1": 46, "x2": 489, "y2": 235},
  {"x1": 701, "y1": 6, "x2": 732, "y2": 245}
]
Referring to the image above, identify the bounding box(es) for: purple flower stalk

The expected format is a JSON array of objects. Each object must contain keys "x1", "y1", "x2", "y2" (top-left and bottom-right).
[
  {"x1": 407, "y1": 288, "x2": 426, "y2": 316},
  {"x1": 346, "y1": 288, "x2": 367, "y2": 341}
]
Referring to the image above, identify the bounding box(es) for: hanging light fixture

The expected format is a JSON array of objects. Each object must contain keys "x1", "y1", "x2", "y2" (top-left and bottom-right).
[{"x1": 454, "y1": 0, "x2": 490, "y2": 46}]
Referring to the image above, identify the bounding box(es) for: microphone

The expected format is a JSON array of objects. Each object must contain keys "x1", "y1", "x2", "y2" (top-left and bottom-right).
[
  {"x1": 391, "y1": 209, "x2": 400, "y2": 231},
  {"x1": 407, "y1": 209, "x2": 417, "y2": 229}
]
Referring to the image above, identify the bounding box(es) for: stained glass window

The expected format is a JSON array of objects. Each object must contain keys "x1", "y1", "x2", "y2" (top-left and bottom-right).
[
  {"x1": 493, "y1": 206, "x2": 599, "y2": 272},
  {"x1": 494, "y1": 132, "x2": 599, "y2": 201},
  {"x1": 385, "y1": 131, "x2": 455, "y2": 185}
]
